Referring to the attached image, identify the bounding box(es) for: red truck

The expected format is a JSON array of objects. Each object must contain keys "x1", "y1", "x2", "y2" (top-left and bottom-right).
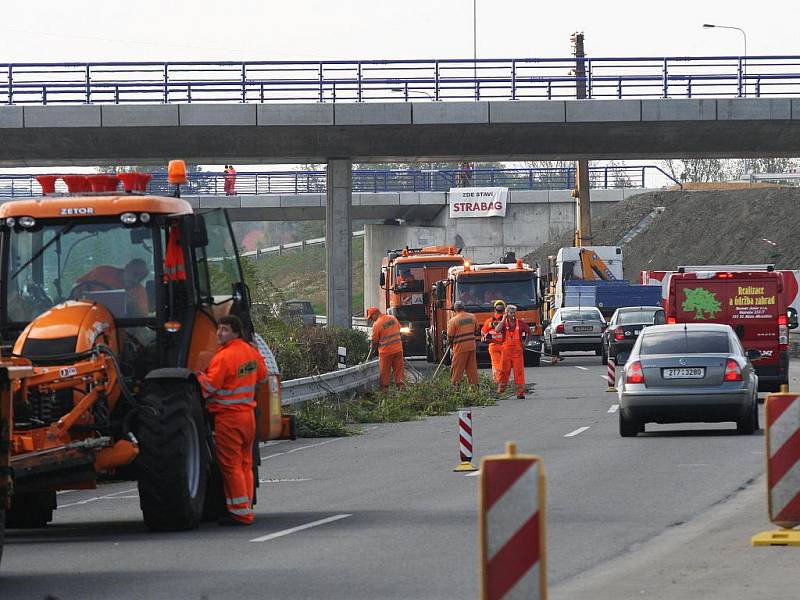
[{"x1": 665, "y1": 267, "x2": 797, "y2": 392}]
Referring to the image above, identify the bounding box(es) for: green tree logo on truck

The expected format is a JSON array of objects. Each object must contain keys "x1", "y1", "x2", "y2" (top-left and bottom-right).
[{"x1": 682, "y1": 288, "x2": 722, "y2": 320}]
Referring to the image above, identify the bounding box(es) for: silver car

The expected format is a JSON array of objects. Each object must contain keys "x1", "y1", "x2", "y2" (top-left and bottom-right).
[
  {"x1": 544, "y1": 306, "x2": 606, "y2": 357},
  {"x1": 618, "y1": 323, "x2": 759, "y2": 437}
]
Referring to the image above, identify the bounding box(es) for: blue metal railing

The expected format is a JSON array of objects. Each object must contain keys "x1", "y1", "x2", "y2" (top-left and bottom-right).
[
  {"x1": 1, "y1": 56, "x2": 799, "y2": 105},
  {"x1": 0, "y1": 166, "x2": 677, "y2": 198}
]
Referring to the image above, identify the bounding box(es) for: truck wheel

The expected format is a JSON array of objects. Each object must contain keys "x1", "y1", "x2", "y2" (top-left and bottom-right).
[
  {"x1": 0, "y1": 508, "x2": 5, "y2": 565},
  {"x1": 5, "y1": 491, "x2": 56, "y2": 528},
  {"x1": 136, "y1": 379, "x2": 208, "y2": 531}
]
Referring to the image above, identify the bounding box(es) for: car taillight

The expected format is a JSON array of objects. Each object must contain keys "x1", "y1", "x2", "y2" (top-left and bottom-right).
[
  {"x1": 626, "y1": 361, "x2": 644, "y2": 384},
  {"x1": 667, "y1": 317, "x2": 677, "y2": 325},
  {"x1": 556, "y1": 323, "x2": 565, "y2": 334},
  {"x1": 724, "y1": 359, "x2": 743, "y2": 382},
  {"x1": 614, "y1": 326, "x2": 625, "y2": 341}
]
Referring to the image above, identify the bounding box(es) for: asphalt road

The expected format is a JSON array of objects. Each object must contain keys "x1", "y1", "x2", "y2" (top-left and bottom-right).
[{"x1": 1, "y1": 354, "x2": 787, "y2": 600}]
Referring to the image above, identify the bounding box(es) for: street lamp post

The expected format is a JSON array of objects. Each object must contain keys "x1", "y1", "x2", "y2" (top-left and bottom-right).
[{"x1": 702, "y1": 23, "x2": 748, "y2": 96}]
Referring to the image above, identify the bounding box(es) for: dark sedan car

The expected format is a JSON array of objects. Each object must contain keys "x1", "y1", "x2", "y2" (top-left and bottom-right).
[
  {"x1": 618, "y1": 323, "x2": 760, "y2": 437},
  {"x1": 600, "y1": 306, "x2": 665, "y2": 365}
]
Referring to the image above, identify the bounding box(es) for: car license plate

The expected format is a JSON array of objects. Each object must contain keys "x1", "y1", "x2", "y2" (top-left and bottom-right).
[
  {"x1": 662, "y1": 367, "x2": 705, "y2": 379},
  {"x1": 573, "y1": 326, "x2": 593, "y2": 332}
]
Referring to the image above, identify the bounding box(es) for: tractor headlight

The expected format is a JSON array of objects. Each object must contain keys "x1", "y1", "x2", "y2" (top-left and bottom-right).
[
  {"x1": 400, "y1": 326, "x2": 412, "y2": 334},
  {"x1": 18, "y1": 216, "x2": 36, "y2": 228},
  {"x1": 4, "y1": 217, "x2": 15, "y2": 227},
  {"x1": 120, "y1": 212, "x2": 137, "y2": 225},
  {"x1": 139, "y1": 212, "x2": 151, "y2": 224}
]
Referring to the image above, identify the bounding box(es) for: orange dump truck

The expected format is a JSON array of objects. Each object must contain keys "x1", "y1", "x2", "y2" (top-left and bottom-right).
[
  {"x1": 429, "y1": 259, "x2": 545, "y2": 366},
  {"x1": 379, "y1": 246, "x2": 465, "y2": 356},
  {"x1": 0, "y1": 167, "x2": 294, "y2": 559}
]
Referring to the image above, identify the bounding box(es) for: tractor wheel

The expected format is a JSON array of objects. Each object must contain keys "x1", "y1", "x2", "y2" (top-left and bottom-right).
[
  {"x1": 5, "y1": 491, "x2": 56, "y2": 529},
  {"x1": 136, "y1": 378, "x2": 208, "y2": 531},
  {"x1": 202, "y1": 462, "x2": 226, "y2": 522}
]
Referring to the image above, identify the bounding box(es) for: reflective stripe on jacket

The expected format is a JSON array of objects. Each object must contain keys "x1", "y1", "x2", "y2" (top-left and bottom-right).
[
  {"x1": 447, "y1": 312, "x2": 477, "y2": 353},
  {"x1": 200, "y1": 338, "x2": 268, "y2": 413},
  {"x1": 372, "y1": 314, "x2": 403, "y2": 356}
]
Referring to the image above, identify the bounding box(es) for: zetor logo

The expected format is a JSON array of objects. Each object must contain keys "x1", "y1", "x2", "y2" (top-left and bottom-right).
[{"x1": 60, "y1": 207, "x2": 95, "y2": 215}]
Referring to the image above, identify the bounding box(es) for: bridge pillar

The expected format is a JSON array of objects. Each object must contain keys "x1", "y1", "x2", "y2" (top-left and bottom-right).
[{"x1": 326, "y1": 158, "x2": 353, "y2": 328}]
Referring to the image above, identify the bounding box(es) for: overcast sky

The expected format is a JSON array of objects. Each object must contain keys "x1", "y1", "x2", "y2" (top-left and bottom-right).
[{"x1": 3, "y1": 0, "x2": 796, "y2": 62}]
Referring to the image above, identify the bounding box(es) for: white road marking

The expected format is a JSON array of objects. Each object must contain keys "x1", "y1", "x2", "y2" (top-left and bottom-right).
[
  {"x1": 607, "y1": 404, "x2": 619, "y2": 413},
  {"x1": 575, "y1": 366, "x2": 589, "y2": 371},
  {"x1": 261, "y1": 438, "x2": 341, "y2": 460},
  {"x1": 56, "y1": 490, "x2": 77, "y2": 495},
  {"x1": 249, "y1": 513, "x2": 352, "y2": 543},
  {"x1": 564, "y1": 426, "x2": 591, "y2": 438},
  {"x1": 600, "y1": 375, "x2": 613, "y2": 382},
  {"x1": 259, "y1": 478, "x2": 311, "y2": 483},
  {"x1": 59, "y1": 487, "x2": 138, "y2": 509},
  {"x1": 465, "y1": 471, "x2": 481, "y2": 477},
  {"x1": 677, "y1": 463, "x2": 710, "y2": 467}
]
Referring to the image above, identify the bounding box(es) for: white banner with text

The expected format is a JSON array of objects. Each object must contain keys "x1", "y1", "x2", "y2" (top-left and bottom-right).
[{"x1": 448, "y1": 187, "x2": 508, "y2": 218}]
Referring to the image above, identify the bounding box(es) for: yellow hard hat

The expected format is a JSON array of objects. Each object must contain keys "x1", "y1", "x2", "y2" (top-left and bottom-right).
[{"x1": 493, "y1": 299, "x2": 506, "y2": 309}]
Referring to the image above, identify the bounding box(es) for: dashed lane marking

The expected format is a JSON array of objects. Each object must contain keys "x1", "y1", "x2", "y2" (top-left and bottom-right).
[
  {"x1": 249, "y1": 513, "x2": 352, "y2": 543},
  {"x1": 465, "y1": 471, "x2": 481, "y2": 477},
  {"x1": 59, "y1": 487, "x2": 138, "y2": 509},
  {"x1": 607, "y1": 404, "x2": 619, "y2": 413},
  {"x1": 261, "y1": 438, "x2": 342, "y2": 460},
  {"x1": 564, "y1": 426, "x2": 591, "y2": 438},
  {"x1": 259, "y1": 478, "x2": 311, "y2": 483},
  {"x1": 575, "y1": 366, "x2": 589, "y2": 371}
]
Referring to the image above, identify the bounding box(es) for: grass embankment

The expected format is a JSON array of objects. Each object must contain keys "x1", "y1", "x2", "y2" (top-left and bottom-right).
[
  {"x1": 294, "y1": 372, "x2": 498, "y2": 437},
  {"x1": 248, "y1": 238, "x2": 365, "y2": 316}
]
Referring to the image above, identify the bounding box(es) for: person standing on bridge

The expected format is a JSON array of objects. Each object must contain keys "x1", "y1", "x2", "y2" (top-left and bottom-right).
[
  {"x1": 197, "y1": 315, "x2": 267, "y2": 526},
  {"x1": 366, "y1": 307, "x2": 405, "y2": 390},
  {"x1": 481, "y1": 299, "x2": 506, "y2": 383},
  {"x1": 224, "y1": 165, "x2": 237, "y2": 196},
  {"x1": 495, "y1": 304, "x2": 531, "y2": 399},
  {"x1": 447, "y1": 301, "x2": 479, "y2": 386}
]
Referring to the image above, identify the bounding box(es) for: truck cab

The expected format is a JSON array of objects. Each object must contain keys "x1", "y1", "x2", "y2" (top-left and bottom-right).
[
  {"x1": 429, "y1": 259, "x2": 544, "y2": 366},
  {"x1": 379, "y1": 246, "x2": 465, "y2": 356}
]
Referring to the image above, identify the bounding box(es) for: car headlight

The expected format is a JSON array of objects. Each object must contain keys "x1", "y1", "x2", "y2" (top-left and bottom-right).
[{"x1": 400, "y1": 326, "x2": 411, "y2": 334}]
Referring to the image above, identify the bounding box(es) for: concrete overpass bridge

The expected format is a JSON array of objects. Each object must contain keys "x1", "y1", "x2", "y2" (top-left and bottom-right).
[{"x1": 2, "y1": 55, "x2": 800, "y2": 326}]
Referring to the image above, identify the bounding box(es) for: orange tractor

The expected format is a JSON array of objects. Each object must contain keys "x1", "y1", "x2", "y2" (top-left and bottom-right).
[{"x1": 0, "y1": 164, "x2": 293, "y2": 562}]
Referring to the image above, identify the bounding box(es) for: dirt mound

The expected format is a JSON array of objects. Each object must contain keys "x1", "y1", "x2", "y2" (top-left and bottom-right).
[{"x1": 524, "y1": 188, "x2": 800, "y2": 279}]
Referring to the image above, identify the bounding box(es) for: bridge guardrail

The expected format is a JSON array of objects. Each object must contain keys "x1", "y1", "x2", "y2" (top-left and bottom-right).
[
  {"x1": 1, "y1": 55, "x2": 798, "y2": 105},
  {"x1": 281, "y1": 359, "x2": 379, "y2": 407},
  {"x1": 0, "y1": 166, "x2": 671, "y2": 199}
]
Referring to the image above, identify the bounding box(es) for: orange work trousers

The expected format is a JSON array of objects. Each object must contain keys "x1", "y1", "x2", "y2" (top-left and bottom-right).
[
  {"x1": 488, "y1": 343, "x2": 504, "y2": 383},
  {"x1": 214, "y1": 410, "x2": 256, "y2": 524},
  {"x1": 451, "y1": 350, "x2": 479, "y2": 385},
  {"x1": 498, "y1": 348, "x2": 525, "y2": 395},
  {"x1": 379, "y1": 351, "x2": 405, "y2": 389}
]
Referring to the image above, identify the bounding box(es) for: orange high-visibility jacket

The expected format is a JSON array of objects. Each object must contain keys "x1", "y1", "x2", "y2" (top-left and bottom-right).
[
  {"x1": 496, "y1": 319, "x2": 531, "y2": 352},
  {"x1": 481, "y1": 317, "x2": 505, "y2": 344},
  {"x1": 163, "y1": 225, "x2": 187, "y2": 282},
  {"x1": 77, "y1": 265, "x2": 148, "y2": 315},
  {"x1": 447, "y1": 312, "x2": 477, "y2": 353},
  {"x1": 200, "y1": 338, "x2": 267, "y2": 414},
  {"x1": 371, "y1": 314, "x2": 403, "y2": 356}
]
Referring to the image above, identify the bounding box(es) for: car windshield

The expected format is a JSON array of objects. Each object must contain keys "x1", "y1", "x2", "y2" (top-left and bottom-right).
[
  {"x1": 561, "y1": 309, "x2": 601, "y2": 321},
  {"x1": 4, "y1": 220, "x2": 156, "y2": 322},
  {"x1": 455, "y1": 277, "x2": 537, "y2": 311},
  {"x1": 640, "y1": 331, "x2": 730, "y2": 355},
  {"x1": 618, "y1": 310, "x2": 661, "y2": 325}
]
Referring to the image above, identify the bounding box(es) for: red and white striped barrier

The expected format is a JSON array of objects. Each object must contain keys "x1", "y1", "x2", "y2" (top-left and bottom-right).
[
  {"x1": 752, "y1": 390, "x2": 800, "y2": 546},
  {"x1": 454, "y1": 410, "x2": 478, "y2": 472},
  {"x1": 480, "y1": 442, "x2": 546, "y2": 600},
  {"x1": 606, "y1": 357, "x2": 617, "y2": 392}
]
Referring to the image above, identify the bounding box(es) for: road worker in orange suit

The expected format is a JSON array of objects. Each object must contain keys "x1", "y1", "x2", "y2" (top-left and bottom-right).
[
  {"x1": 495, "y1": 304, "x2": 532, "y2": 399},
  {"x1": 481, "y1": 299, "x2": 506, "y2": 383},
  {"x1": 197, "y1": 315, "x2": 267, "y2": 526},
  {"x1": 366, "y1": 307, "x2": 405, "y2": 390},
  {"x1": 447, "y1": 301, "x2": 479, "y2": 385}
]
